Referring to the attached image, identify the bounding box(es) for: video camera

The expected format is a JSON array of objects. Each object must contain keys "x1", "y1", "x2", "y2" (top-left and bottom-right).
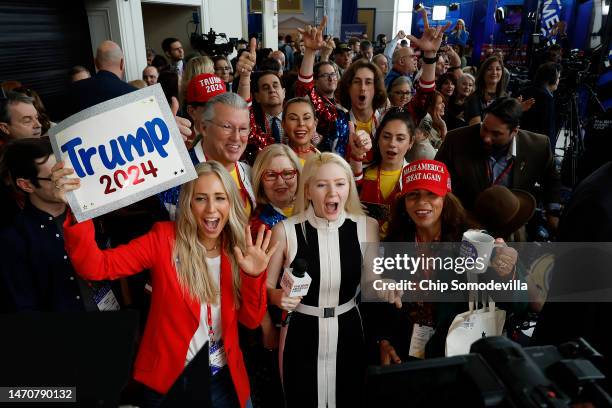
[
  {"x1": 190, "y1": 28, "x2": 237, "y2": 56},
  {"x1": 367, "y1": 336, "x2": 611, "y2": 407}
]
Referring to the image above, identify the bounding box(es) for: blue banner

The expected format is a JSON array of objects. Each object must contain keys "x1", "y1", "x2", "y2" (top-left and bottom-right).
[{"x1": 341, "y1": 24, "x2": 367, "y2": 42}]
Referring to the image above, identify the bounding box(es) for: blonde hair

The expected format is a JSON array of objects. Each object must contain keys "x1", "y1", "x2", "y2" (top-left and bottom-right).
[
  {"x1": 173, "y1": 161, "x2": 247, "y2": 305},
  {"x1": 293, "y1": 152, "x2": 365, "y2": 217},
  {"x1": 252, "y1": 144, "x2": 302, "y2": 205},
  {"x1": 181, "y1": 56, "x2": 215, "y2": 102}
]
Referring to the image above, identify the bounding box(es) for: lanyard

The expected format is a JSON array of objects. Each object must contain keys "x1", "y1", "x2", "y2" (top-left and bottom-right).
[
  {"x1": 486, "y1": 158, "x2": 514, "y2": 186},
  {"x1": 234, "y1": 162, "x2": 250, "y2": 207},
  {"x1": 374, "y1": 166, "x2": 401, "y2": 204},
  {"x1": 207, "y1": 304, "x2": 214, "y2": 340}
]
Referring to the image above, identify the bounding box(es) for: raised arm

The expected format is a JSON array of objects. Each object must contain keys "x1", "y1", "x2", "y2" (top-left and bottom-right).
[
  {"x1": 236, "y1": 38, "x2": 257, "y2": 102},
  {"x1": 52, "y1": 161, "x2": 156, "y2": 281},
  {"x1": 407, "y1": 11, "x2": 451, "y2": 85},
  {"x1": 384, "y1": 30, "x2": 406, "y2": 62},
  {"x1": 298, "y1": 16, "x2": 327, "y2": 79}
]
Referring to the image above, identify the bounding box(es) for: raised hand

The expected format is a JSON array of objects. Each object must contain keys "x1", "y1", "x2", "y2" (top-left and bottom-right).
[
  {"x1": 50, "y1": 160, "x2": 80, "y2": 204},
  {"x1": 236, "y1": 37, "x2": 257, "y2": 77},
  {"x1": 171, "y1": 96, "x2": 191, "y2": 144},
  {"x1": 320, "y1": 36, "x2": 335, "y2": 61},
  {"x1": 407, "y1": 11, "x2": 451, "y2": 53},
  {"x1": 297, "y1": 16, "x2": 327, "y2": 51},
  {"x1": 349, "y1": 122, "x2": 372, "y2": 160},
  {"x1": 234, "y1": 224, "x2": 279, "y2": 277}
]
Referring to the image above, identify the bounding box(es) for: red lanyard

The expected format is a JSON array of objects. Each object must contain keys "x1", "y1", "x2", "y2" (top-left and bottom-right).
[
  {"x1": 207, "y1": 304, "x2": 214, "y2": 339},
  {"x1": 375, "y1": 166, "x2": 401, "y2": 204},
  {"x1": 486, "y1": 159, "x2": 514, "y2": 186}
]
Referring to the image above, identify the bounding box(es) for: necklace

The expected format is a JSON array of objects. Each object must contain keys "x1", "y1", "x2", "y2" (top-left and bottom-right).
[
  {"x1": 292, "y1": 144, "x2": 316, "y2": 154},
  {"x1": 203, "y1": 240, "x2": 220, "y2": 252}
]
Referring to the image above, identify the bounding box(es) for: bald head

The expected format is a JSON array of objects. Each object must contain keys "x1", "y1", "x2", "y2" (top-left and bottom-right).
[
  {"x1": 95, "y1": 41, "x2": 125, "y2": 78},
  {"x1": 271, "y1": 50, "x2": 285, "y2": 68}
]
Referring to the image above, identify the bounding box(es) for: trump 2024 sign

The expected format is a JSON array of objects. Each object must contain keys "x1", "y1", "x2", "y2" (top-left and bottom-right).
[{"x1": 49, "y1": 84, "x2": 197, "y2": 222}]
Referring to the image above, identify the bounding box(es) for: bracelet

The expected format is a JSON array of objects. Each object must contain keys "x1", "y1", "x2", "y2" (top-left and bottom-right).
[{"x1": 422, "y1": 55, "x2": 437, "y2": 64}]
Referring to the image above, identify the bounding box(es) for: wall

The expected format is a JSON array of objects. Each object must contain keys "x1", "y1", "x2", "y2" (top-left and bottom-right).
[
  {"x1": 358, "y1": 0, "x2": 395, "y2": 39},
  {"x1": 202, "y1": 0, "x2": 246, "y2": 42},
  {"x1": 141, "y1": 3, "x2": 199, "y2": 56}
]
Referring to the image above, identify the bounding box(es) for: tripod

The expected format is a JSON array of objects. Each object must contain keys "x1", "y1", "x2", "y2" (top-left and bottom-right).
[{"x1": 558, "y1": 87, "x2": 586, "y2": 188}]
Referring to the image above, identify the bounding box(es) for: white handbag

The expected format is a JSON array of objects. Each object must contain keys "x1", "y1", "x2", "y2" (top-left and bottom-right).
[{"x1": 445, "y1": 292, "x2": 506, "y2": 357}]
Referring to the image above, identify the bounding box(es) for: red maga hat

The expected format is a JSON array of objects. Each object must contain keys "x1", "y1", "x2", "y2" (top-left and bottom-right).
[
  {"x1": 401, "y1": 159, "x2": 452, "y2": 197},
  {"x1": 186, "y1": 73, "x2": 226, "y2": 104}
]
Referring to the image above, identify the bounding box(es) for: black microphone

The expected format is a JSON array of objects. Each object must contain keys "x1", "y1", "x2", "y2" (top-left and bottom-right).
[{"x1": 280, "y1": 258, "x2": 311, "y2": 326}]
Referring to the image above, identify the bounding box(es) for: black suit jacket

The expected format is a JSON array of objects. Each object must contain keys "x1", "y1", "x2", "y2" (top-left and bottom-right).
[
  {"x1": 532, "y1": 162, "x2": 612, "y2": 387},
  {"x1": 66, "y1": 70, "x2": 136, "y2": 117},
  {"x1": 435, "y1": 123, "x2": 560, "y2": 210},
  {"x1": 520, "y1": 85, "x2": 556, "y2": 145}
]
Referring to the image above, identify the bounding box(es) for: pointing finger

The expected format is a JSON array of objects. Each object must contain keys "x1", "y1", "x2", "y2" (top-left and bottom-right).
[{"x1": 249, "y1": 37, "x2": 257, "y2": 54}]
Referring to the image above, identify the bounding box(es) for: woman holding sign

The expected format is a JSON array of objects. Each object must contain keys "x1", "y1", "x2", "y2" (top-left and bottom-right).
[
  {"x1": 53, "y1": 161, "x2": 276, "y2": 408},
  {"x1": 379, "y1": 159, "x2": 525, "y2": 361}
]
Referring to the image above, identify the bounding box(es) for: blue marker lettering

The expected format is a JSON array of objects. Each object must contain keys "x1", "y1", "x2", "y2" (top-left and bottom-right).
[
  {"x1": 61, "y1": 137, "x2": 85, "y2": 177},
  {"x1": 145, "y1": 118, "x2": 170, "y2": 158},
  {"x1": 118, "y1": 127, "x2": 154, "y2": 161},
  {"x1": 78, "y1": 146, "x2": 98, "y2": 176},
  {"x1": 99, "y1": 139, "x2": 127, "y2": 170}
]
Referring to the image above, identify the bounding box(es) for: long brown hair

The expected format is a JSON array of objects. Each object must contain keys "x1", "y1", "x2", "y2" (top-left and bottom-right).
[
  {"x1": 474, "y1": 56, "x2": 507, "y2": 100},
  {"x1": 385, "y1": 192, "x2": 470, "y2": 242}
]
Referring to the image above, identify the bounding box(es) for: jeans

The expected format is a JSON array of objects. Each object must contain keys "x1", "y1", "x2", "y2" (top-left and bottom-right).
[{"x1": 142, "y1": 366, "x2": 249, "y2": 408}]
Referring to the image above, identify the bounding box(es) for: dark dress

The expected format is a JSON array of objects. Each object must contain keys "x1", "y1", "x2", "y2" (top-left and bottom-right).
[{"x1": 279, "y1": 207, "x2": 367, "y2": 407}]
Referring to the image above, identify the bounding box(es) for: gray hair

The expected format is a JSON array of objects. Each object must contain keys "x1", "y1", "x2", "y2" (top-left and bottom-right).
[
  {"x1": 0, "y1": 91, "x2": 34, "y2": 124},
  {"x1": 457, "y1": 73, "x2": 475, "y2": 86},
  {"x1": 390, "y1": 75, "x2": 412, "y2": 91},
  {"x1": 201, "y1": 92, "x2": 248, "y2": 122}
]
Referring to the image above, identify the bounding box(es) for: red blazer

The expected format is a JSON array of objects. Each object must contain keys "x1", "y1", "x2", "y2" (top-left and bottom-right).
[{"x1": 63, "y1": 219, "x2": 266, "y2": 407}]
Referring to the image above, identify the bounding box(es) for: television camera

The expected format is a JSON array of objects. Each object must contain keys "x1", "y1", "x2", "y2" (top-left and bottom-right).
[
  {"x1": 367, "y1": 336, "x2": 612, "y2": 407},
  {"x1": 190, "y1": 28, "x2": 238, "y2": 56}
]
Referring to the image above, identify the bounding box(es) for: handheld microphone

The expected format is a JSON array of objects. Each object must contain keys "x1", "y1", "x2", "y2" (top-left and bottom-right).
[
  {"x1": 280, "y1": 259, "x2": 311, "y2": 326},
  {"x1": 280, "y1": 258, "x2": 311, "y2": 297}
]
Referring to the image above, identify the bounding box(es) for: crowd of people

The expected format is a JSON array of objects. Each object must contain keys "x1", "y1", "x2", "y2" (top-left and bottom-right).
[{"x1": 1, "y1": 11, "x2": 610, "y2": 408}]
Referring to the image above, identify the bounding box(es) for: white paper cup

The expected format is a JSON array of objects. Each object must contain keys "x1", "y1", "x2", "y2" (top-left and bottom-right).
[{"x1": 459, "y1": 229, "x2": 496, "y2": 274}]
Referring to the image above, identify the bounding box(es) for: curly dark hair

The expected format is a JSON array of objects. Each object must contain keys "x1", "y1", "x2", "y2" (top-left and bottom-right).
[
  {"x1": 385, "y1": 192, "x2": 471, "y2": 242},
  {"x1": 337, "y1": 59, "x2": 387, "y2": 111}
]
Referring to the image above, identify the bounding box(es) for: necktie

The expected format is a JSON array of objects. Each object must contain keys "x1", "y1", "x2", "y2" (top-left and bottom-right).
[{"x1": 271, "y1": 117, "x2": 281, "y2": 144}]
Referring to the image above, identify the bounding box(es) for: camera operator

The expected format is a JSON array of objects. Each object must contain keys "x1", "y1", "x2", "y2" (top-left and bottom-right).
[{"x1": 520, "y1": 62, "x2": 561, "y2": 152}]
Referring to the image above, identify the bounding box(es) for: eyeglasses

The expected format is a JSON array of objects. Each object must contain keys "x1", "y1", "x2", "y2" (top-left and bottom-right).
[
  {"x1": 215, "y1": 67, "x2": 231, "y2": 72},
  {"x1": 318, "y1": 72, "x2": 338, "y2": 80},
  {"x1": 205, "y1": 120, "x2": 250, "y2": 137},
  {"x1": 35, "y1": 177, "x2": 52, "y2": 181},
  {"x1": 392, "y1": 91, "x2": 412, "y2": 98},
  {"x1": 262, "y1": 168, "x2": 298, "y2": 182}
]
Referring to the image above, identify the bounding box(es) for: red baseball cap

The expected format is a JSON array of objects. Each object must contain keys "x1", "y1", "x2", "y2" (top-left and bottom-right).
[
  {"x1": 401, "y1": 159, "x2": 452, "y2": 197},
  {"x1": 186, "y1": 73, "x2": 226, "y2": 104}
]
